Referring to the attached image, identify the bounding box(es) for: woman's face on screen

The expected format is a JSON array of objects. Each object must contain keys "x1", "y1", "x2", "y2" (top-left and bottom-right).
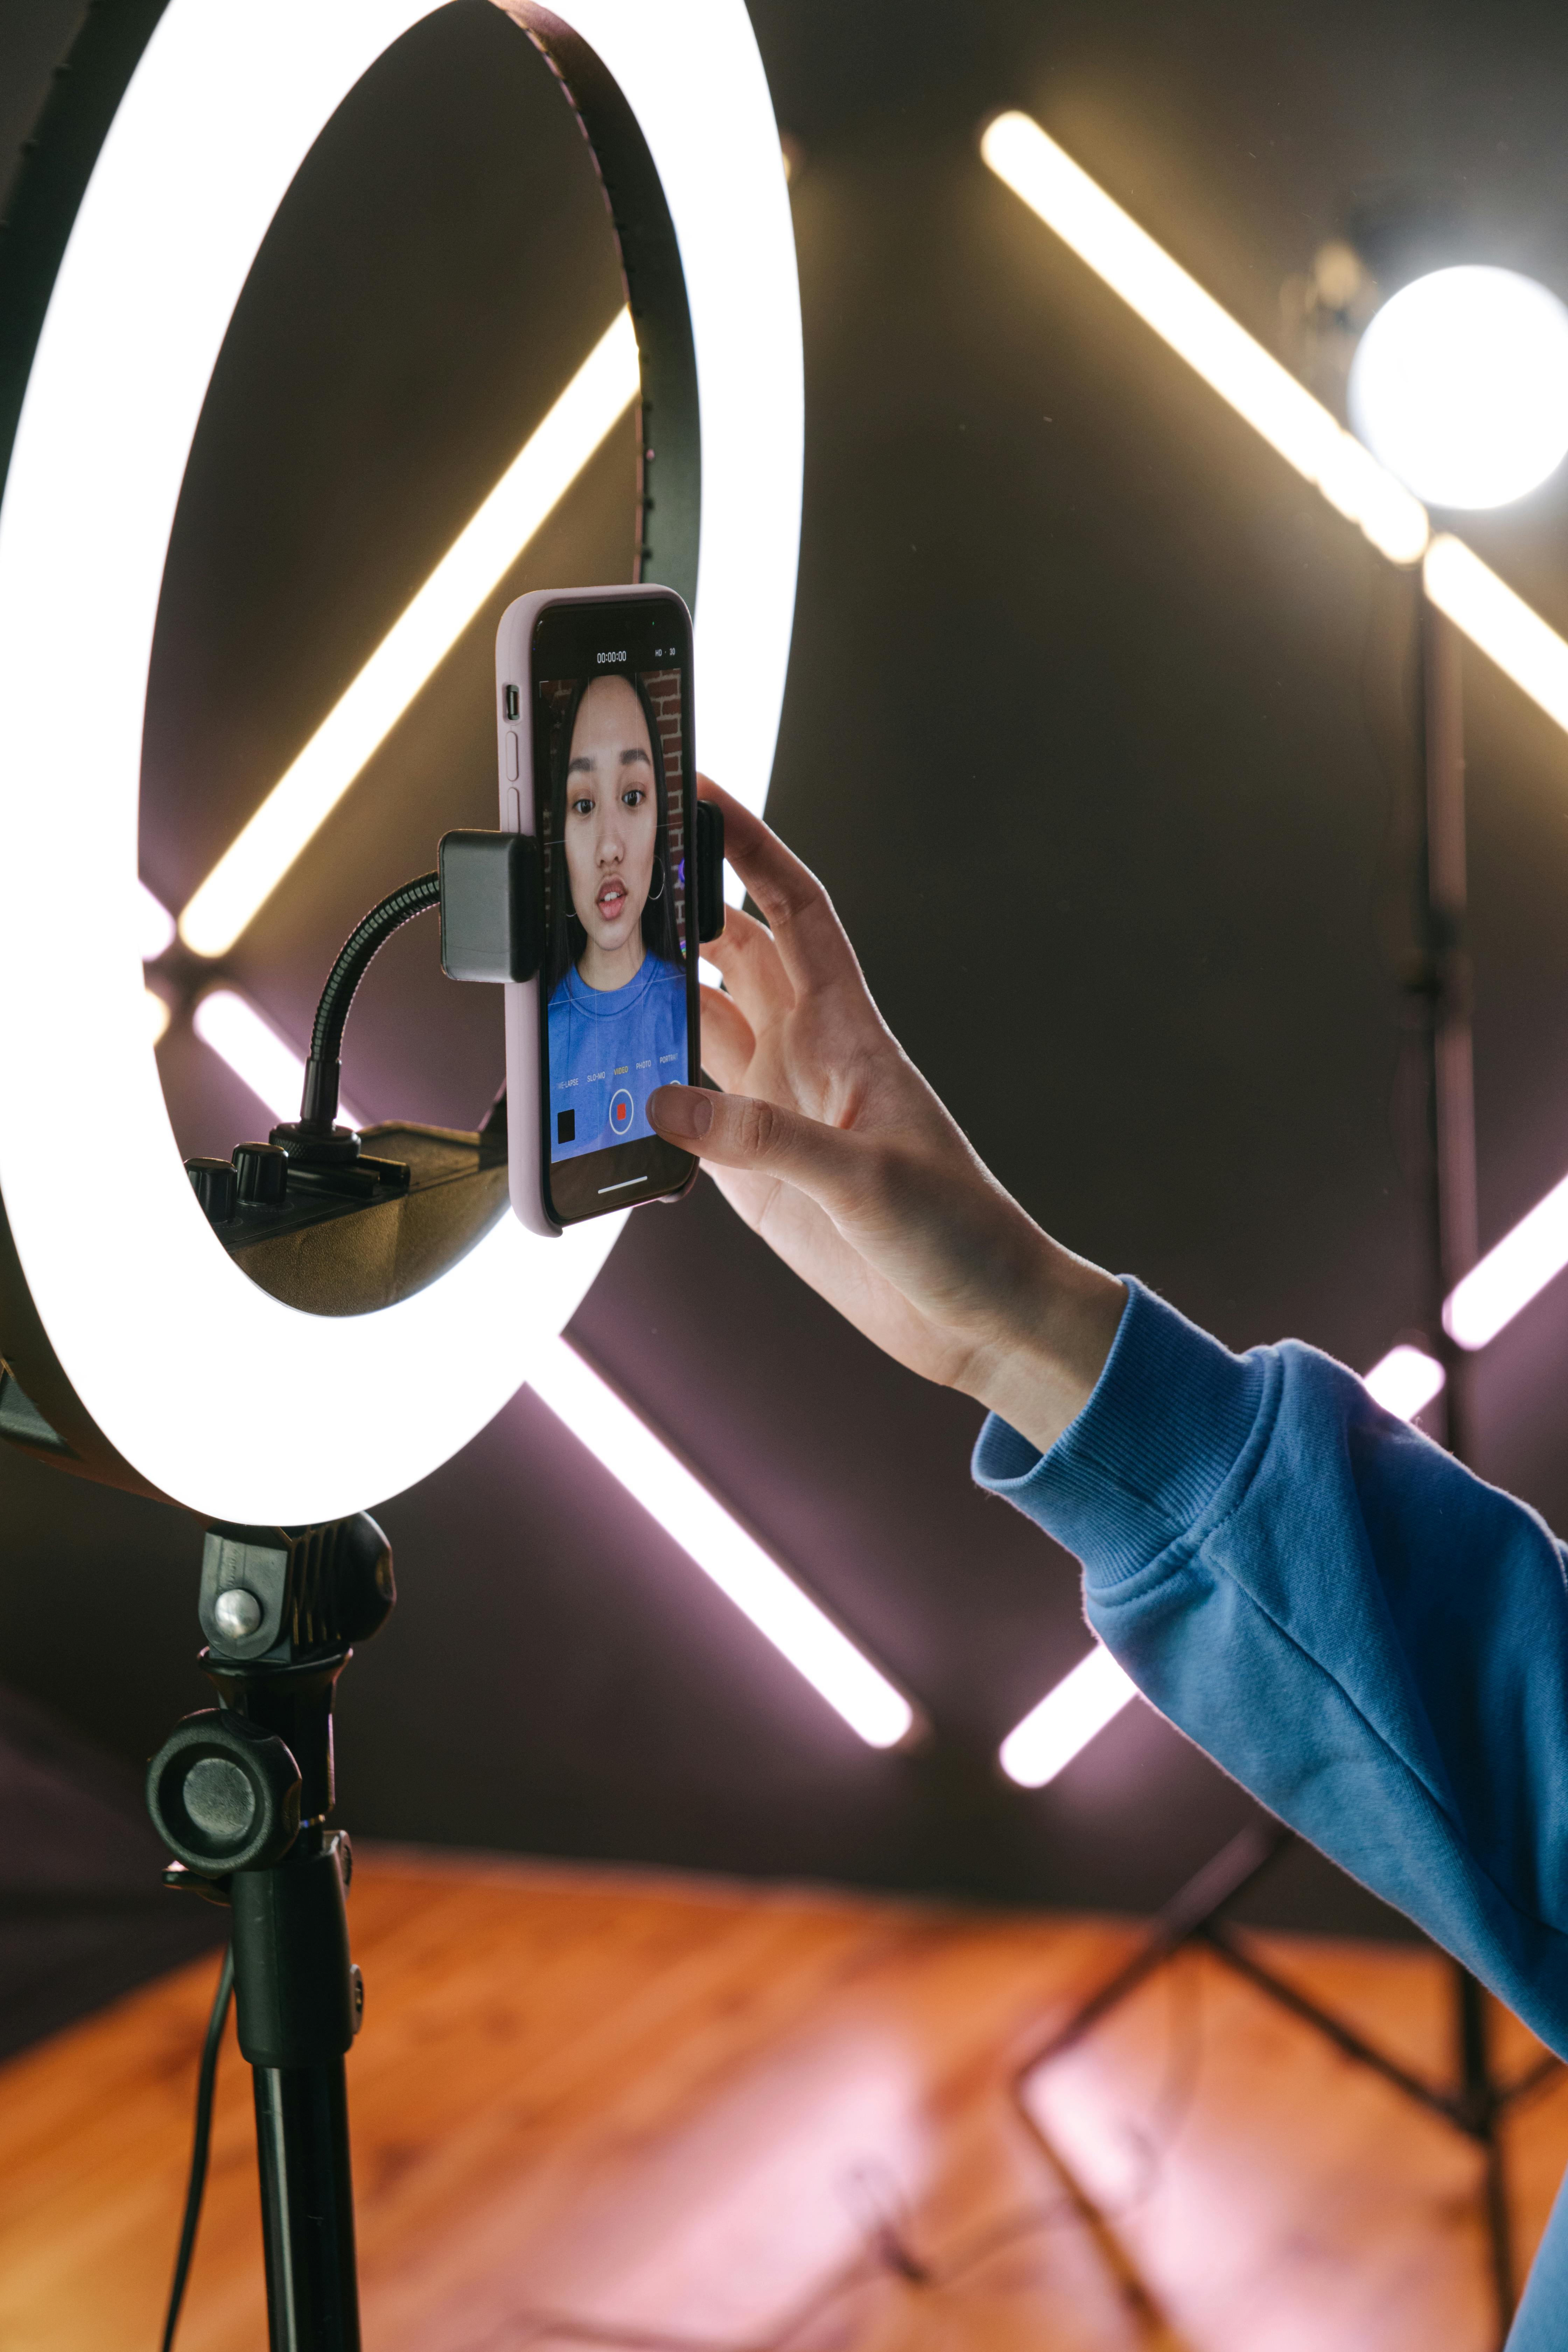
[{"x1": 563, "y1": 676, "x2": 658, "y2": 967}]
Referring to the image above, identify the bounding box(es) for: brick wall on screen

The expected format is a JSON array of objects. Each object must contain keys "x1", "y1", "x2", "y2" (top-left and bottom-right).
[
  {"x1": 641, "y1": 667, "x2": 686, "y2": 948},
  {"x1": 535, "y1": 677, "x2": 576, "y2": 938}
]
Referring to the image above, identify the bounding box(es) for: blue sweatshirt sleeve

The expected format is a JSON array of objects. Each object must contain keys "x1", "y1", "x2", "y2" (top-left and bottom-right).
[{"x1": 973, "y1": 1278, "x2": 1568, "y2": 2061}]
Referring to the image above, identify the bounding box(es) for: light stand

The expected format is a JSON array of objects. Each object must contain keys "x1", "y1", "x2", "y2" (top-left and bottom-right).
[
  {"x1": 0, "y1": 3, "x2": 791, "y2": 2343},
  {"x1": 147, "y1": 1514, "x2": 397, "y2": 2352},
  {"x1": 1013, "y1": 576, "x2": 1558, "y2": 2351}
]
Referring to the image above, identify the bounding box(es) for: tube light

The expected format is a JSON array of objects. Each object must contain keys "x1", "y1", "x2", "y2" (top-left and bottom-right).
[
  {"x1": 0, "y1": 0, "x2": 799, "y2": 1522},
  {"x1": 999, "y1": 1643, "x2": 1138, "y2": 1788},
  {"x1": 178, "y1": 311, "x2": 639, "y2": 958},
  {"x1": 528, "y1": 1336, "x2": 916, "y2": 1749},
  {"x1": 980, "y1": 113, "x2": 1568, "y2": 765},
  {"x1": 1422, "y1": 533, "x2": 1568, "y2": 738},
  {"x1": 979, "y1": 111, "x2": 1429, "y2": 568},
  {"x1": 1363, "y1": 1343, "x2": 1446, "y2": 1420},
  {"x1": 193, "y1": 988, "x2": 367, "y2": 1132},
  {"x1": 1446, "y1": 1167, "x2": 1568, "y2": 1350}
]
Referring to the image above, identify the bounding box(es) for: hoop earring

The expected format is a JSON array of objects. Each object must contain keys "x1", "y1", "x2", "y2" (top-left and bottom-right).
[{"x1": 647, "y1": 854, "x2": 665, "y2": 904}]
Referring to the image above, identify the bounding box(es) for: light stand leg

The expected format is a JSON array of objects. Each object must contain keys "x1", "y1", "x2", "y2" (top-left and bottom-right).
[
  {"x1": 1419, "y1": 589, "x2": 1536, "y2": 2346},
  {"x1": 1455, "y1": 1963, "x2": 1517, "y2": 2334},
  {"x1": 1420, "y1": 593, "x2": 1478, "y2": 1456}
]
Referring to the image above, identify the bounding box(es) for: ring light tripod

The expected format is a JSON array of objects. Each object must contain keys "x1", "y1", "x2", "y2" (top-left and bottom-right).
[{"x1": 0, "y1": 4, "x2": 801, "y2": 2347}]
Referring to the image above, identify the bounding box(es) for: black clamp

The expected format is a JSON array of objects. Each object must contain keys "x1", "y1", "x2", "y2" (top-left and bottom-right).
[{"x1": 437, "y1": 799, "x2": 726, "y2": 987}]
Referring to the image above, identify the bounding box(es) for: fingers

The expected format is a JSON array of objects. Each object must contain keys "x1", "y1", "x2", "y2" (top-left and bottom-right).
[
  {"x1": 701, "y1": 904, "x2": 793, "y2": 1035},
  {"x1": 648, "y1": 1082, "x2": 863, "y2": 1207},
  {"x1": 696, "y1": 982, "x2": 754, "y2": 1092},
  {"x1": 695, "y1": 775, "x2": 868, "y2": 1006}
]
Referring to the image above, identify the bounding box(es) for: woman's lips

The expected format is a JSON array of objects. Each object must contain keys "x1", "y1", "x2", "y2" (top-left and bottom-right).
[{"x1": 596, "y1": 879, "x2": 628, "y2": 917}]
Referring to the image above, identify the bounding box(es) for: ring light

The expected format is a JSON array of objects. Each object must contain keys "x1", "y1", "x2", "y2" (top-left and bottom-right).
[{"x1": 0, "y1": 0, "x2": 802, "y2": 1524}]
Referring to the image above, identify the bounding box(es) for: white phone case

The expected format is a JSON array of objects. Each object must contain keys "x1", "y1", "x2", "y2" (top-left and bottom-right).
[{"x1": 496, "y1": 584, "x2": 685, "y2": 1236}]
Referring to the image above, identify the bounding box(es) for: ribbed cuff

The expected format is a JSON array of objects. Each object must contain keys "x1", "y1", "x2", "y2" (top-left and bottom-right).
[{"x1": 972, "y1": 1278, "x2": 1268, "y2": 1589}]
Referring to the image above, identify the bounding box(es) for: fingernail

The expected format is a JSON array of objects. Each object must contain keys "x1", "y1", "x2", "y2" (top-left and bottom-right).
[{"x1": 648, "y1": 1085, "x2": 713, "y2": 1140}]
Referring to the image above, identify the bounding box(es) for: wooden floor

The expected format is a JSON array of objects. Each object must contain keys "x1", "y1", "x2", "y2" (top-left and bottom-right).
[{"x1": 1, "y1": 1850, "x2": 1566, "y2": 2352}]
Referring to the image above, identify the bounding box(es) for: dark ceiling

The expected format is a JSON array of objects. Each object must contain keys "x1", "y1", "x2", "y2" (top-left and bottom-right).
[{"x1": 5, "y1": 0, "x2": 1568, "y2": 1939}]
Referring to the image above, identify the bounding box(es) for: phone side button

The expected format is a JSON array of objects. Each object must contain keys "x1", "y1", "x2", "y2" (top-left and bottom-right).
[
  {"x1": 506, "y1": 787, "x2": 522, "y2": 832},
  {"x1": 504, "y1": 730, "x2": 520, "y2": 782}
]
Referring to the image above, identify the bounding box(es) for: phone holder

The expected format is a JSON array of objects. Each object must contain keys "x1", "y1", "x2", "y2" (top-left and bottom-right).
[{"x1": 163, "y1": 799, "x2": 727, "y2": 1323}]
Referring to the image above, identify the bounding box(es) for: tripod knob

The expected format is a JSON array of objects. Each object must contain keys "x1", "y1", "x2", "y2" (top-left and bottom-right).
[
  {"x1": 148, "y1": 1709, "x2": 301, "y2": 1874},
  {"x1": 233, "y1": 1141, "x2": 288, "y2": 1207},
  {"x1": 185, "y1": 1156, "x2": 238, "y2": 1223}
]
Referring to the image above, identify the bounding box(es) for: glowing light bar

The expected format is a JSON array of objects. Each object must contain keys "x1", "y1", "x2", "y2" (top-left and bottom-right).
[
  {"x1": 979, "y1": 111, "x2": 1429, "y2": 568},
  {"x1": 178, "y1": 309, "x2": 640, "y2": 958},
  {"x1": 145, "y1": 988, "x2": 171, "y2": 1045},
  {"x1": 1446, "y1": 1167, "x2": 1568, "y2": 1350},
  {"x1": 1423, "y1": 533, "x2": 1568, "y2": 738},
  {"x1": 528, "y1": 1335, "x2": 916, "y2": 1749},
  {"x1": 1000, "y1": 1642, "x2": 1138, "y2": 1788},
  {"x1": 1363, "y1": 1343, "x2": 1446, "y2": 1420},
  {"x1": 193, "y1": 987, "x2": 366, "y2": 1131},
  {"x1": 138, "y1": 878, "x2": 176, "y2": 961}
]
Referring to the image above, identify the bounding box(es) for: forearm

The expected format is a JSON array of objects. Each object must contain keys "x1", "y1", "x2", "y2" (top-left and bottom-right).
[{"x1": 976, "y1": 1280, "x2": 1568, "y2": 2055}]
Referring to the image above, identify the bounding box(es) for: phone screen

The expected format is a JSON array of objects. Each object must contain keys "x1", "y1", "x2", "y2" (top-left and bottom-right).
[{"x1": 530, "y1": 593, "x2": 699, "y2": 1226}]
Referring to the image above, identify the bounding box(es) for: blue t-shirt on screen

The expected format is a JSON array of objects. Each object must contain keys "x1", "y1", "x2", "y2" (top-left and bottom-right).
[{"x1": 546, "y1": 953, "x2": 687, "y2": 1161}]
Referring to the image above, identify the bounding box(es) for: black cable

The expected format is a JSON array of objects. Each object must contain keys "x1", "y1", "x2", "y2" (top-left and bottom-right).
[
  {"x1": 160, "y1": 1942, "x2": 234, "y2": 2352},
  {"x1": 291, "y1": 872, "x2": 440, "y2": 1136}
]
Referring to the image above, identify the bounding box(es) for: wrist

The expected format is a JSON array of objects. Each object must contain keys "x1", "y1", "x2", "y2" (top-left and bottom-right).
[{"x1": 971, "y1": 1246, "x2": 1126, "y2": 1459}]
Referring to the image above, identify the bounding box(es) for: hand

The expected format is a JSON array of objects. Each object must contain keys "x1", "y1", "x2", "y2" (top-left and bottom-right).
[{"x1": 649, "y1": 780, "x2": 1126, "y2": 1457}]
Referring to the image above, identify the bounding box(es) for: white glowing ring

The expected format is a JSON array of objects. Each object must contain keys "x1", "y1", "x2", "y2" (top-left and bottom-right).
[{"x1": 0, "y1": 0, "x2": 801, "y2": 1522}]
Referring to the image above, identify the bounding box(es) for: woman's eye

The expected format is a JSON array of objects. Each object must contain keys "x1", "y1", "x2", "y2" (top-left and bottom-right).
[
  {"x1": 622, "y1": 788, "x2": 647, "y2": 808},
  {"x1": 570, "y1": 796, "x2": 594, "y2": 817}
]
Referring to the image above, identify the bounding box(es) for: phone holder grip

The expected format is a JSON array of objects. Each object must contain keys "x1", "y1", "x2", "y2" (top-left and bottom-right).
[
  {"x1": 439, "y1": 831, "x2": 544, "y2": 983},
  {"x1": 441, "y1": 806, "x2": 724, "y2": 987}
]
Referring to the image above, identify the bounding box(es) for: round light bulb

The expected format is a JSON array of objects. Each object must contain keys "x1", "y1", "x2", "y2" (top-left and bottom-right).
[{"x1": 1348, "y1": 265, "x2": 1568, "y2": 510}]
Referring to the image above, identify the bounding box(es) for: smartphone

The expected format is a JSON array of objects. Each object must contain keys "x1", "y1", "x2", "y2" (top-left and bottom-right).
[{"x1": 497, "y1": 585, "x2": 700, "y2": 1235}]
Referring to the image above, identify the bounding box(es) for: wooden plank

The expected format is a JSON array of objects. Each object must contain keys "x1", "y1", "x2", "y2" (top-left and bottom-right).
[{"x1": 0, "y1": 1850, "x2": 1561, "y2": 2350}]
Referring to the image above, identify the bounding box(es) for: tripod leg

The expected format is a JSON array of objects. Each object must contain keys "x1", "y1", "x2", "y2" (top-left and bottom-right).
[
  {"x1": 1480, "y1": 2129, "x2": 1515, "y2": 2352},
  {"x1": 1455, "y1": 1964, "x2": 1516, "y2": 2342},
  {"x1": 1016, "y1": 1821, "x2": 1291, "y2": 2071},
  {"x1": 254, "y1": 2061, "x2": 360, "y2": 2352}
]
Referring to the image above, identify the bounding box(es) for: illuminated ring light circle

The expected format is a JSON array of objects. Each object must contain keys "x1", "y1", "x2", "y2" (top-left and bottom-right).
[{"x1": 0, "y1": 0, "x2": 802, "y2": 1524}]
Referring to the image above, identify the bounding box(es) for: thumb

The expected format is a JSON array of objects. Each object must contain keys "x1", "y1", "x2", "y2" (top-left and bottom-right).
[{"x1": 648, "y1": 1084, "x2": 858, "y2": 1199}]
